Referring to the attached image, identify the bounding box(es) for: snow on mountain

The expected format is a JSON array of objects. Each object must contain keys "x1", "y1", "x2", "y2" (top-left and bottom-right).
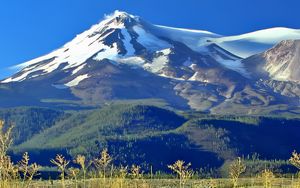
[
  {"x1": 144, "y1": 48, "x2": 171, "y2": 73},
  {"x1": 1, "y1": 11, "x2": 300, "y2": 113},
  {"x1": 15, "y1": 11, "x2": 131, "y2": 69},
  {"x1": 1, "y1": 10, "x2": 236, "y2": 85},
  {"x1": 65, "y1": 74, "x2": 90, "y2": 87},
  {"x1": 2, "y1": 11, "x2": 300, "y2": 87},
  {"x1": 2, "y1": 11, "x2": 178, "y2": 84},
  {"x1": 152, "y1": 25, "x2": 220, "y2": 52},
  {"x1": 208, "y1": 45, "x2": 250, "y2": 78},
  {"x1": 151, "y1": 26, "x2": 300, "y2": 59},
  {"x1": 133, "y1": 26, "x2": 172, "y2": 51},
  {"x1": 210, "y1": 27, "x2": 300, "y2": 58}
]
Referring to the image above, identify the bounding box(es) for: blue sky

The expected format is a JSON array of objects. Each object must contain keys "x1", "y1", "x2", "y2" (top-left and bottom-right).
[{"x1": 1, "y1": 0, "x2": 300, "y2": 78}]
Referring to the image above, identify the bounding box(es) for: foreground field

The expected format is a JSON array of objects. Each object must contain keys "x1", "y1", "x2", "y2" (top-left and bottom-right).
[{"x1": 2, "y1": 178, "x2": 300, "y2": 188}]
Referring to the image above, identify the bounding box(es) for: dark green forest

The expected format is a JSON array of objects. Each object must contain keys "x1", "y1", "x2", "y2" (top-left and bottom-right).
[{"x1": 0, "y1": 104, "x2": 299, "y2": 177}]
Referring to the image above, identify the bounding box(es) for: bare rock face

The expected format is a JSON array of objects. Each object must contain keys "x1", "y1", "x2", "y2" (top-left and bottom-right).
[
  {"x1": 240, "y1": 40, "x2": 300, "y2": 102},
  {"x1": 262, "y1": 40, "x2": 300, "y2": 82}
]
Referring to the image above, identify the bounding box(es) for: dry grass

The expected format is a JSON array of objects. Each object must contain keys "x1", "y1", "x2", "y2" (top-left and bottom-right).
[
  {"x1": 260, "y1": 169, "x2": 275, "y2": 188},
  {"x1": 0, "y1": 178, "x2": 298, "y2": 188}
]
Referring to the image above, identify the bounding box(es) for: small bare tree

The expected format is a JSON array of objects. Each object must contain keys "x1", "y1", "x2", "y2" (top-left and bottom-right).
[
  {"x1": 0, "y1": 120, "x2": 13, "y2": 158},
  {"x1": 50, "y1": 154, "x2": 70, "y2": 187},
  {"x1": 130, "y1": 164, "x2": 142, "y2": 179},
  {"x1": 168, "y1": 160, "x2": 194, "y2": 188},
  {"x1": 74, "y1": 154, "x2": 90, "y2": 185},
  {"x1": 93, "y1": 148, "x2": 112, "y2": 180},
  {"x1": 229, "y1": 157, "x2": 246, "y2": 188},
  {"x1": 290, "y1": 150, "x2": 300, "y2": 170},
  {"x1": 18, "y1": 152, "x2": 40, "y2": 188},
  {"x1": 0, "y1": 120, "x2": 17, "y2": 184},
  {"x1": 290, "y1": 150, "x2": 300, "y2": 187}
]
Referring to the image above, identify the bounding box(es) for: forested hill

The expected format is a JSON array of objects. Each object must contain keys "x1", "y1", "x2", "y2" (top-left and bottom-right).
[{"x1": 0, "y1": 105, "x2": 299, "y2": 173}]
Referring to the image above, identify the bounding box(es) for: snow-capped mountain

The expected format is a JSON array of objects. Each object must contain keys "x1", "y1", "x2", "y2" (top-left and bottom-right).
[
  {"x1": 1, "y1": 11, "x2": 241, "y2": 85},
  {"x1": 0, "y1": 11, "x2": 300, "y2": 114}
]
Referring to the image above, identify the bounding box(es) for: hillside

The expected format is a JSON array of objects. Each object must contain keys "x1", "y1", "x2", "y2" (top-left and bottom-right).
[
  {"x1": 0, "y1": 105, "x2": 297, "y2": 172},
  {"x1": 0, "y1": 107, "x2": 67, "y2": 145}
]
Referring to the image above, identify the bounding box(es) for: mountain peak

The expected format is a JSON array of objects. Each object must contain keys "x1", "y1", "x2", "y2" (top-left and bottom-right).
[
  {"x1": 103, "y1": 10, "x2": 139, "y2": 26},
  {"x1": 106, "y1": 10, "x2": 134, "y2": 18}
]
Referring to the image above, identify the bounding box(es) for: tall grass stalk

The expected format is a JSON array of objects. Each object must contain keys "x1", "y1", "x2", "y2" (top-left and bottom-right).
[{"x1": 50, "y1": 154, "x2": 70, "y2": 188}]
